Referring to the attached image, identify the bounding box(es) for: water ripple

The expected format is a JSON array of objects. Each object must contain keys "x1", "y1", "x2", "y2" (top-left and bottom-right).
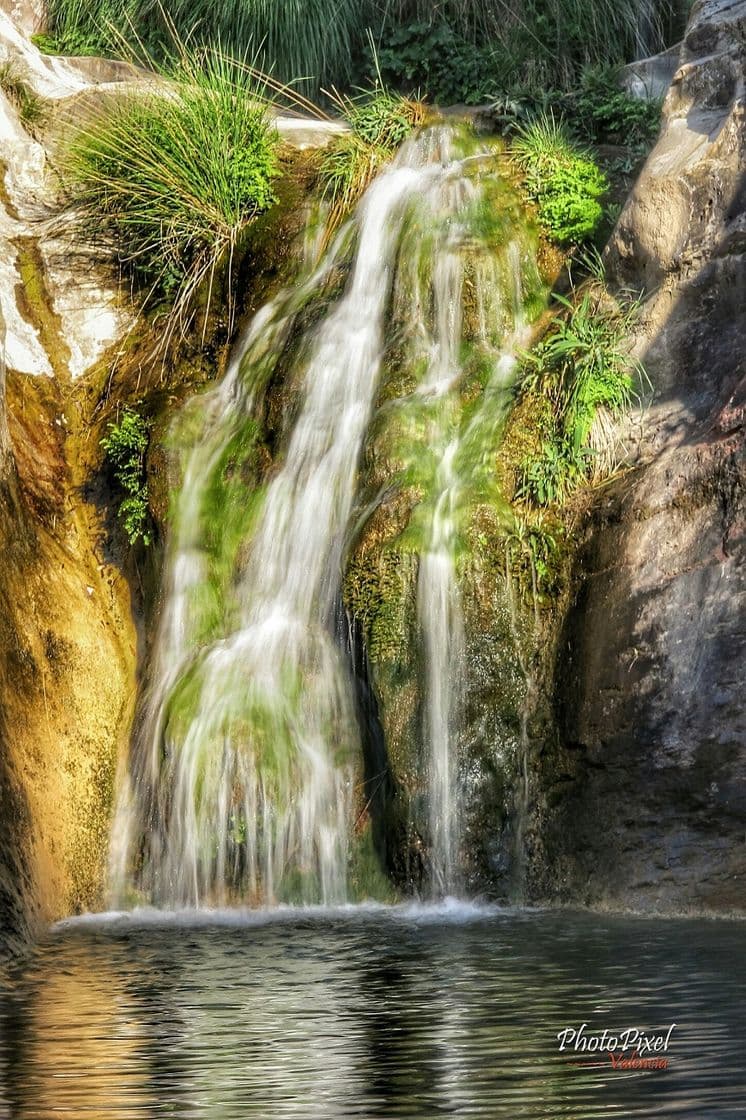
[{"x1": 1, "y1": 908, "x2": 745, "y2": 1119}]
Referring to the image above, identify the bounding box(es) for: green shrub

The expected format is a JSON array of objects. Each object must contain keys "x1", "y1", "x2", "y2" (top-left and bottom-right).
[
  {"x1": 517, "y1": 291, "x2": 641, "y2": 506},
  {"x1": 65, "y1": 43, "x2": 279, "y2": 331},
  {"x1": 101, "y1": 408, "x2": 152, "y2": 545},
  {"x1": 534, "y1": 160, "x2": 607, "y2": 244},
  {"x1": 490, "y1": 67, "x2": 663, "y2": 151},
  {"x1": 572, "y1": 65, "x2": 663, "y2": 148},
  {"x1": 511, "y1": 114, "x2": 608, "y2": 244},
  {"x1": 374, "y1": 21, "x2": 500, "y2": 104},
  {"x1": 368, "y1": 0, "x2": 682, "y2": 103}
]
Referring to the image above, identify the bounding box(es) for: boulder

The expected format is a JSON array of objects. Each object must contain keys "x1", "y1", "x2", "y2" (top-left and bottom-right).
[{"x1": 620, "y1": 43, "x2": 682, "y2": 101}]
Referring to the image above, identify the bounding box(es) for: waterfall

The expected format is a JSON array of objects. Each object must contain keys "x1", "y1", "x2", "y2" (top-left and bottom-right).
[
  {"x1": 402, "y1": 201, "x2": 536, "y2": 892},
  {"x1": 110, "y1": 124, "x2": 544, "y2": 909}
]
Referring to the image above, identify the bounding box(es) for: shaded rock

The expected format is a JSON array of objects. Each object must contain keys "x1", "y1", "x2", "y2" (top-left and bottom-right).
[
  {"x1": 530, "y1": 0, "x2": 746, "y2": 915},
  {"x1": 620, "y1": 43, "x2": 682, "y2": 101}
]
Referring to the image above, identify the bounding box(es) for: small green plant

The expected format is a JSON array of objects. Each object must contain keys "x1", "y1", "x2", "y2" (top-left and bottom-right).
[
  {"x1": 505, "y1": 513, "x2": 561, "y2": 597},
  {"x1": 65, "y1": 41, "x2": 279, "y2": 336},
  {"x1": 101, "y1": 408, "x2": 152, "y2": 545},
  {"x1": 572, "y1": 65, "x2": 663, "y2": 149},
  {"x1": 30, "y1": 33, "x2": 62, "y2": 54},
  {"x1": 319, "y1": 88, "x2": 425, "y2": 229},
  {"x1": 516, "y1": 290, "x2": 642, "y2": 506},
  {"x1": 0, "y1": 61, "x2": 48, "y2": 136},
  {"x1": 511, "y1": 113, "x2": 608, "y2": 244}
]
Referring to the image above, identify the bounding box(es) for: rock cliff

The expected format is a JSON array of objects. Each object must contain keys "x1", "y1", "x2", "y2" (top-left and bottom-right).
[{"x1": 529, "y1": 0, "x2": 746, "y2": 914}]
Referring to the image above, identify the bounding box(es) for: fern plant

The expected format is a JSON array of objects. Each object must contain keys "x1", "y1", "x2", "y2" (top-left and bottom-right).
[{"x1": 101, "y1": 408, "x2": 152, "y2": 545}]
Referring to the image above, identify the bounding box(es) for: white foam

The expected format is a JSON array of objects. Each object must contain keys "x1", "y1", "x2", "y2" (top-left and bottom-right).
[{"x1": 52, "y1": 897, "x2": 524, "y2": 933}]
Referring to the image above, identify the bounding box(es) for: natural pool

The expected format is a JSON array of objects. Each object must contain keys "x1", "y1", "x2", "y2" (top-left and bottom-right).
[{"x1": 1, "y1": 904, "x2": 744, "y2": 1118}]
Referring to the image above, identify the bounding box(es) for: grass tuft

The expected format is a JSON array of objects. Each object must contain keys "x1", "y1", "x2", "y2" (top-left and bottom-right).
[
  {"x1": 516, "y1": 289, "x2": 643, "y2": 506},
  {"x1": 319, "y1": 88, "x2": 425, "y2": 231},
  {"x1": 64, "y1": 40, "x2": 279, "y2": 340},
  {"x1": 0, "y1": 61, "x2": 48, "y2": 136}
]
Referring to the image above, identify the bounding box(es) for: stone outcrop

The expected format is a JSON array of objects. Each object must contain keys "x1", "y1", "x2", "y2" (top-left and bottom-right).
[
  {"x1": 529, "y1": 0, "x2": 746, "y2": 915},
  {"x1": 620, "y1": 43, "x2": 682, "y2": 100}
]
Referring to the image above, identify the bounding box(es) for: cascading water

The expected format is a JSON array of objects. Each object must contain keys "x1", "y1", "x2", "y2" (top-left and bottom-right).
[
  {"x1": 415, "y1": 270, "x2": 536, "y2": 893},
  {"x1": 111, "y1": 124, "x2": 545, "y2": 909},
  {"x1": 384, "y1": 148, "x2": 541, "y2": 893}
]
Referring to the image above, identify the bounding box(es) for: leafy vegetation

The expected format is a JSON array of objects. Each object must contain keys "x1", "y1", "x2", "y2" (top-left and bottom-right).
[
  {"x1": 65, "y1": 42, "x2": 279, "y2": 334},
  {"x1": 39, "y1": 0, "x2": 684, "y2": 101},
  {"x1": 516, "y1": 291, "x2": 642, "y2": 506},
  {"x1": 490, "y1": 67, "x2": 662, "y2": 153},
  {"x1": 569, "y1": 66, "x2": 663, "y2": 148},
  {"x1": 33, "y1": 0, "x2": 137, "y2": 56},
  {"x1": 101, "y1": 408, "x2": 152, "y2": 545},
  {"x1": 373, "y1": 22, "x2": 499, "y2": 105},
  {"x1": 0, "y1": 61, "x2": 47, "y2": 136},
  {"x1": 511, "y1": 114, "x2": 608, "y2": 244},
  {"x1": 369, "y1": 0, "x2": 684, "y2": 102},
  {"x1": 319, "y1": 89, "x2": 425, "y2": 229}
]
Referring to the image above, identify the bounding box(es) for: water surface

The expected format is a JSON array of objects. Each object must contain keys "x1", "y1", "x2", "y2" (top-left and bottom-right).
[{"x1": 1, "y1": 904, "x2": 744, "y2": 1118}]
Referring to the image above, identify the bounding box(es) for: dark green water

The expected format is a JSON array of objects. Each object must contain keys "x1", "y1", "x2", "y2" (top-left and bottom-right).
[{"x1": 1, "y1": 904, "x2": 744, "y2": 1118}]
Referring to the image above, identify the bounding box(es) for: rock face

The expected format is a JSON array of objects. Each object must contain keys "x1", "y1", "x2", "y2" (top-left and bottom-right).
[
  {"x1": 0, "y1": 19, "x2": 142, "y2": 955},
  {"x1": 529, "y1": 0, "x2": 746, "y2": 914}
]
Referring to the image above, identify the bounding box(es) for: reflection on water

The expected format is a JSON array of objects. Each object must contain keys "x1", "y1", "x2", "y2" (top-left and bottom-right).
[{"x1": 1, "y1": 904, "x2": 745, "y2": 1119}]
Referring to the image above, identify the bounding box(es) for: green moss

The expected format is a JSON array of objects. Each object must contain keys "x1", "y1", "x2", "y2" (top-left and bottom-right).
[
  {"x1": 348, "y1": 821, "x2": 398, "y2": 903},
  {"x1": 345, "y1": 547, "x2": 417, "y2": 669},
  {"x1": 13, "y1": 238, "x2": 72, "y2": 380}
]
